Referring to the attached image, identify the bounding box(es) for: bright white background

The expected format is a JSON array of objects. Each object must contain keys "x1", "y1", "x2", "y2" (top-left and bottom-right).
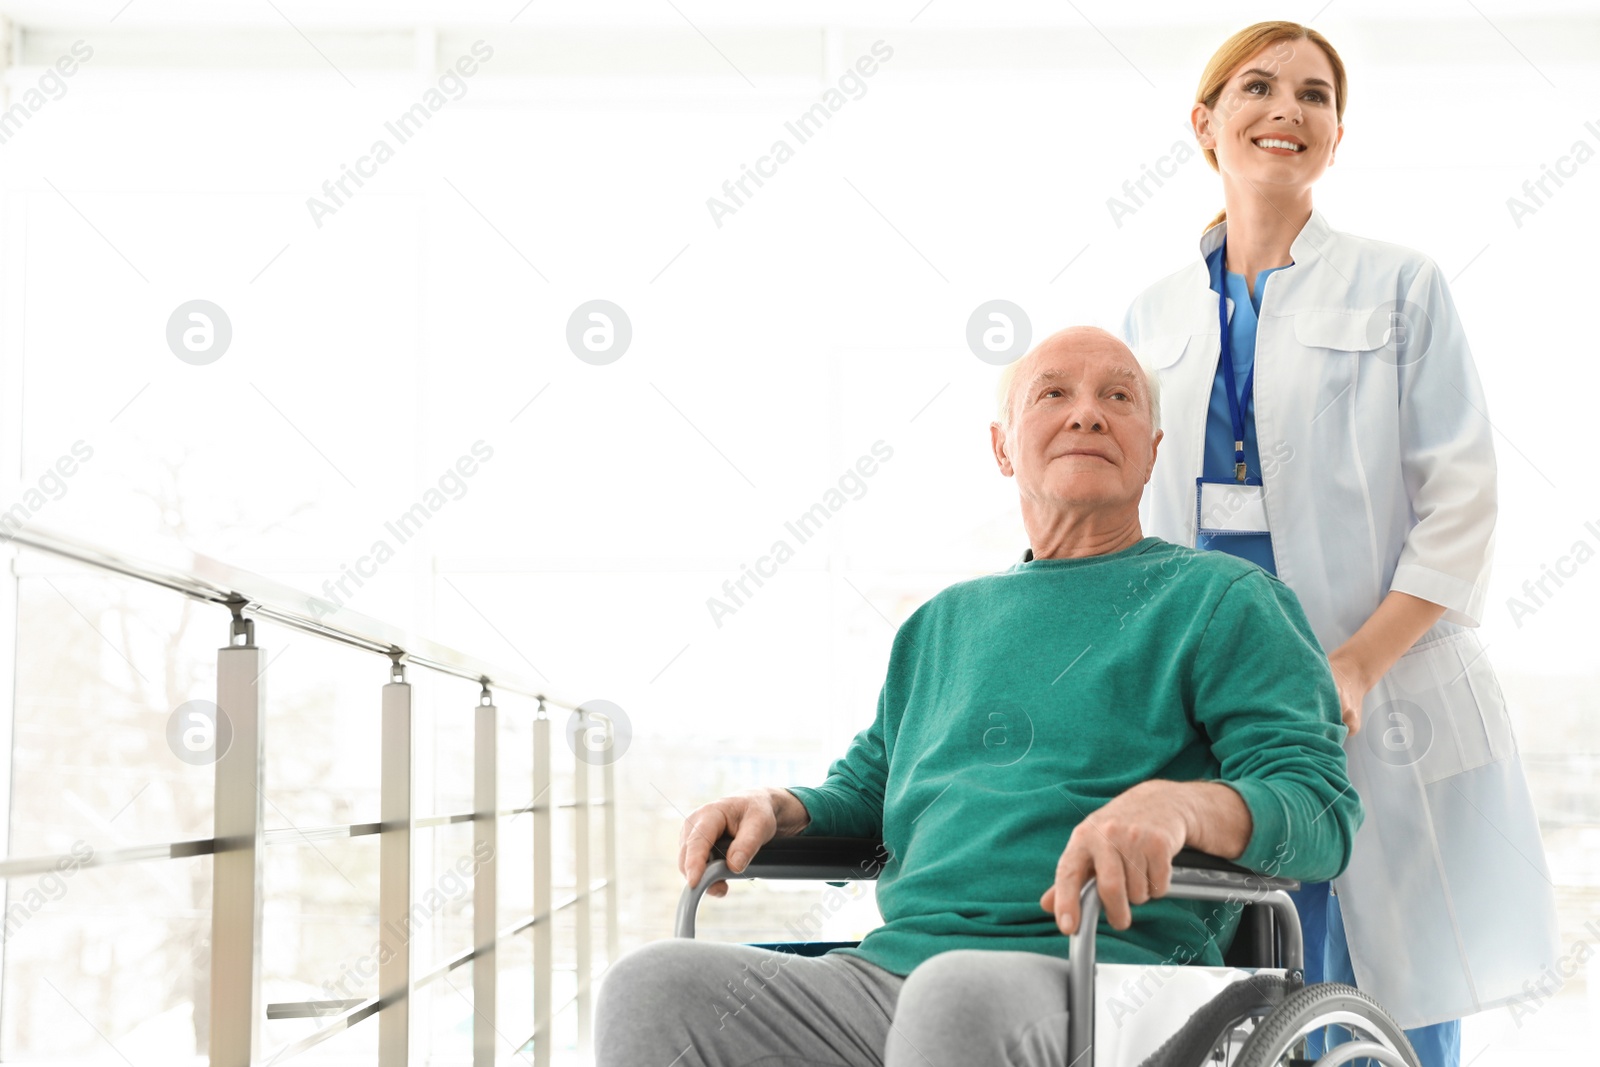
[{"x1": 0, "y1": 1, "x2": 1594, "y2": 1063}]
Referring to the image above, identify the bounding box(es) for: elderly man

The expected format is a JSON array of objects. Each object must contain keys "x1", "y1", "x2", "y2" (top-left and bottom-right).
[{"x1": 596, "y1": 326, "x2": 1361, "y2": 1067}]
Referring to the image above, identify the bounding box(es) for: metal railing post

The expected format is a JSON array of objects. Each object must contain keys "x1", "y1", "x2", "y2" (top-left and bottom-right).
[
  {"x1": 532, "y1": 701, "x2": 552, "y2": 1067},
  {"x1": 210, "y1": 604, "x2": 266, "y2": 1066},
  {"x1": 603, "y1": 729, "x2": 618, "y2": 979},
  {"x1": 575, "y1": 711, "x2": 592, "y2": 1060},
  {"x1": 473, "y1": 686, "x2": 498, "y2": 1066},
  {"x1": 378, "y1": 655, "x2": 414, "y2": 1065}
]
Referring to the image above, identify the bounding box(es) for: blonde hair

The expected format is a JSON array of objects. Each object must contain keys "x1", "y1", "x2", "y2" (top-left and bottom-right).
[{"x1": 1196, "y1": 21, "x2": 1349, "y2": 232}]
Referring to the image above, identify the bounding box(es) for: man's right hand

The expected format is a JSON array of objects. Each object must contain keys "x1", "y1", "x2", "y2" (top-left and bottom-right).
[{"x1": 679, "y1": 787, "x2": 806, "y2": 898}]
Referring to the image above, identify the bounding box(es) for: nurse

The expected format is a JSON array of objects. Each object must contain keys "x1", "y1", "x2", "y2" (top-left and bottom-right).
[{"x1": 1121, "y1": 20, "x2": 1561, "y2": 1067}]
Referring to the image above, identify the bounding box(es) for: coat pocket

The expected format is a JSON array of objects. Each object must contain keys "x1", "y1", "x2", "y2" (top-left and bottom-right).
[
  {"x1": 1359, "y1": 627, "x2": 1513, "y2": 786},
  {"x1": 1292, "y1": 304, "x2": 1435, "y2": 375},
  {"x1": 1291, "y1": 308, "x2": 1388, "y2": 353},
  {"x1": 1130, "y1": 332, "x2": 1193, "y2": 370}
]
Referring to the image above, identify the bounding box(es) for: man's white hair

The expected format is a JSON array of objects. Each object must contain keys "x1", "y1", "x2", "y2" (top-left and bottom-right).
[{"x1": 993, "y1": 335, "x2": 1161, "y2": 437}]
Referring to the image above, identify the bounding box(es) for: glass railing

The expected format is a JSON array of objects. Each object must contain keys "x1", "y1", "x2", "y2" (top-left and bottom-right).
[{"x1": 0, "y1": 524, "x2": 616, "y2": 1066}]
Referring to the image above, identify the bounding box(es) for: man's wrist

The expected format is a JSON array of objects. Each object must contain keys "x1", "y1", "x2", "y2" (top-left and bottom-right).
[
  {"x1": 1134, "y1": 779, "x2": 1197, "y2": 844},
  {"x1": 770, "y1": 788, "x2": 811, "y2": 836},
  {"x1": 1138, "y1": 778, "x2": 1249, "y2": 859},
  {"x1": 1184, "y1": 781, "x2": 1253, "y2": 860}
]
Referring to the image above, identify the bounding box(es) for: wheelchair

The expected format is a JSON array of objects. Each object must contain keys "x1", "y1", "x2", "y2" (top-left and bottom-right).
[{"x1": 676, "y1": 835, "x2": 1421, "y2": 1067}]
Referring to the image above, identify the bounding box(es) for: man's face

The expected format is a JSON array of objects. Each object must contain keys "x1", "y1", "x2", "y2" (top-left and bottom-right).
[{"x1": 990, "y1": 334, "x2": 1161, "y2": 518}]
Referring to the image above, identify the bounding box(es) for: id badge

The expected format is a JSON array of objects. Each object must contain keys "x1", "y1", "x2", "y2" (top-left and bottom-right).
[{"x1": 1196, "y1": 477, "x2": 1270, "y2": 536}]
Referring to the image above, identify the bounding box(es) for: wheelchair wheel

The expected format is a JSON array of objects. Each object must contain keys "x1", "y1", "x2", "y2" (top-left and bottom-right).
[
  {"x1": 1136, "y1": 974, "x2": 1293, "y2": 1067},
  {"x1": 1234, "y1": 982, "x2": 1421, "y2": 1067}
]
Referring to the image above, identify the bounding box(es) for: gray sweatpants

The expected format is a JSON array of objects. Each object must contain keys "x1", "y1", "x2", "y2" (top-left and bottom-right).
[{"x1": 594, "y1": 938, "x2": 1072, "y2": 1067}]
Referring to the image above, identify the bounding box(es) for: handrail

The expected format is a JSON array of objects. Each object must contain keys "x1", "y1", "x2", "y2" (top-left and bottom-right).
[
  {"x1": 4, "y1": 521, "x2": 577, "y2": 705},
  {"x1": 1, "y1": 520, "x2": 619, "y2": 1066}
]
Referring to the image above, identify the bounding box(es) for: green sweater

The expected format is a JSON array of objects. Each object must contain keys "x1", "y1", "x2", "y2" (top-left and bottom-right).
[{"x1": 787, "y1": 536, "x2": 1362, "y2": 976}]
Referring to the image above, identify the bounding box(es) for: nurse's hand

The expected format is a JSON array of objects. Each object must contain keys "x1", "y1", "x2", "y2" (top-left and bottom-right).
[{"x1": 1327, "y1": 648, "x2": 1372, "y2": 735}]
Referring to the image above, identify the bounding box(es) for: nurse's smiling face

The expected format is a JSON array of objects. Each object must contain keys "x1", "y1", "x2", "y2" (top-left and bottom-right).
[{"x1": 1193, "y1": 40, "x2": 1343, "y2": 194}]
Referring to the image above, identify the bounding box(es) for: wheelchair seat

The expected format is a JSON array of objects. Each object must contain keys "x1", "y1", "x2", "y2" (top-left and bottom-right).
[
  {"x1": 674, "y1": 834, "x2": 1422, "y2": 1067},
  {"x1": 676, "y1": 834, "x2": 1289, "y2": 966}
]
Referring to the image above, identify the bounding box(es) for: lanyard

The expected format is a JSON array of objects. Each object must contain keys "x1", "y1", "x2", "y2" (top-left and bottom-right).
[{"x1": 1210, "y1": 238, "x2": 1252, "y2": 483}]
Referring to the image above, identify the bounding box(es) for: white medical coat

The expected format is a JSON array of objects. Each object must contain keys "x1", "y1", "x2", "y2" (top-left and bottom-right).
[{"x1": 1122, "y1": 208, "x2": 1561, "y2": 1027}]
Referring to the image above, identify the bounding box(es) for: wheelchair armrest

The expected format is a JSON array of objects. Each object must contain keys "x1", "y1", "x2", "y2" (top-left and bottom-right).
[
  {"x1": 674, "y1": 835, "x2": 889, "y2": 938},
  {"x1": 708, "y1": 834, "x2": 889, "y2": 877},
  {"x1": 1171, "y1": 847, "x2": 1300, "y2": 890},
  {"x1": 675, "y1": 836, "x2": 1298, "y2": 939},
  {"x1": 707, "y1": 837, "x2": 1292, "y2": 887}
]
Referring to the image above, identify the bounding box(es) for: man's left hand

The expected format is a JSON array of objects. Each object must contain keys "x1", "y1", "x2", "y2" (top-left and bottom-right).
[{"x1": 1039, "y1": 781, "x2": 1188, "y2": 935}]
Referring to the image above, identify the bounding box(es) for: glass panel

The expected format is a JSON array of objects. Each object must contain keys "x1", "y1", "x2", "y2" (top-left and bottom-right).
[
  {"x1": 261, "y1": 832, "x2": 380, "y2": 1040},
  {"x1": 256, "y1": 616, "x2": 384, "y2": 831},
  {"x1": 413, "y1": 669, "x2": 476, "y2": 821},
  {"x1": 416, "y1": 960, "x2": 474, "y2": 1067},
  {"x1": 497, "y1": 927, "x2": 535, "y2": 1049},
  {"x1": 412, "y1": 821, "x2": 477, "y2": 980},
  {"x1": 550, "y1": 988, "x2": 580, "y2": 1067},
  {"x1": 266, "y1": 1009, "x2": 378, "y2": 1067},
  {"x1": 553, "y1": 892, "x2": 576, "y2": 973},
  {"x1": 1, "y1": 857, "x2": 210, "y2": 1063},
  {"x1": 589, "y1": 884, "x2": 611, "y2": 982},
  {"x1": 10, "y1": 572, "x2": 221, "y2": 854},
  {"x1": 550, "y1": 805, "x2": 574, "y2": 892}
]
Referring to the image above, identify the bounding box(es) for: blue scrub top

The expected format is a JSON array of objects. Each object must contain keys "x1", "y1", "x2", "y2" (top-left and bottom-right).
[{"x1": 1198, "y1": 245, "x2": 1288, "y2": 577}]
